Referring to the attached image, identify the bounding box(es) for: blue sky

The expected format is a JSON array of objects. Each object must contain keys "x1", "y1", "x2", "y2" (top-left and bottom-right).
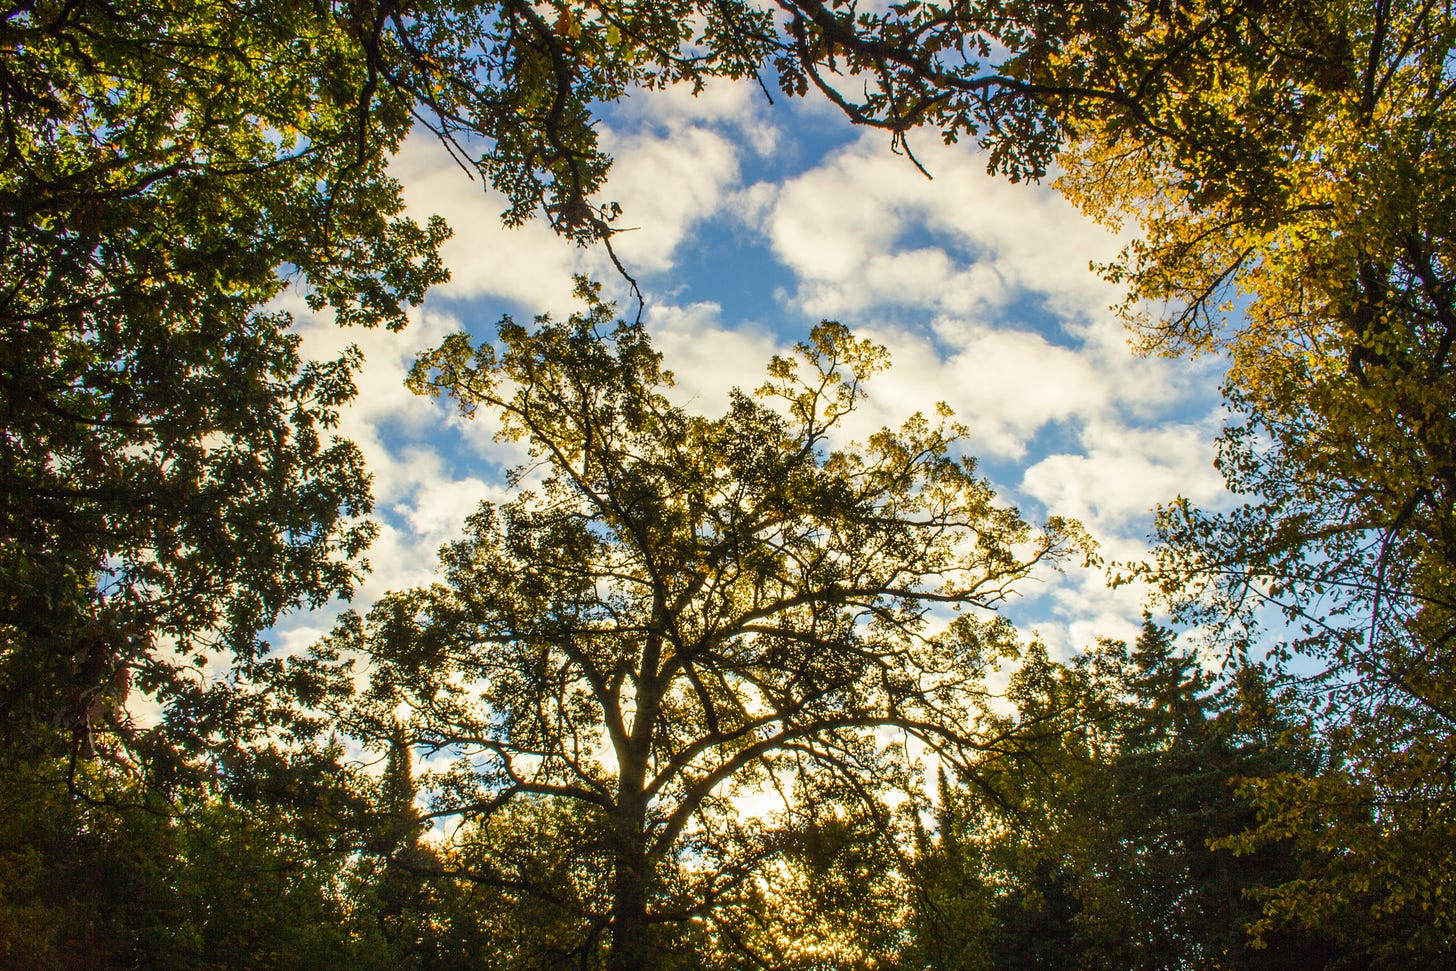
[{"x1": 280, "y1": 77, "x2": 1231, "y2": 662}]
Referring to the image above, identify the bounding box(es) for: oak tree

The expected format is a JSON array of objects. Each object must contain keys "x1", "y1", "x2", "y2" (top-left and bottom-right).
[
  {"x1": 0, "y1": 1, "x2": 452, "y2": 770},
  {"x1": 330, "y1": 284, "x2": 1091, "y2": 968}
]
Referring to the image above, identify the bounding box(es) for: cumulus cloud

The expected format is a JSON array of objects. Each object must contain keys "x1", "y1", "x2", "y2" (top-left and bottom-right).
[
  {"x1": 274, "y1": 288, "x2": 515, "y2": 649},
  {"x1": 390, "y1": 135, "x2": 584, "y2": 315},
  {"x1": 648, "y1": 301, "x2": 781, "y2": 414},
  {"x1": 1002, "y1": 408, "x2": 1232, "y2": 657},
  {"x1": 1021, "y1": 415, "x2": 1229, "y2": 539},
  {"x1": 748, "y1": 131, "x2": 1124, "y2": 322},
  {"x1": 268, "y1": 90, "x2": 1234, "y2": 676},
  {"x1": 598, "y1": 125, "x2": 742, "y2": 272},
  {"x1": 807, "y1": 317, "x2": 1185, "y2": 463},
  {"x1": 612, "y1": 76, "x2": 781, "y2": 157},
  {"x1": 389, "y1": 91, "x2": 762, "y2": 310}
]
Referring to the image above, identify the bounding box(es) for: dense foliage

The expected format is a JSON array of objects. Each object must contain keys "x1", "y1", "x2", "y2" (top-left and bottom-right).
[
  {"x1": 335, "y1": 294, "x2": 1090, "y2": 967},
  {"x1": 1051, "y1": 0, "x2": 1456, "y2": 953},
  {"x1": 0, "y1": 1, "x2": 448, "y2": 775},
  {"x1": 2, "y1": 0, "x2": 1454, "y2": 966}
]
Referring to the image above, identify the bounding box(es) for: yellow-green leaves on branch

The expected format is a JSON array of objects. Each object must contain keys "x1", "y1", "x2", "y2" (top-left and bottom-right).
[
  {"x1": 339, "y1": 289, "x2": 1092, "y2": 968},
  {"x1": 1052, "y1": 0, "x2": 1456, "y2": 957}
]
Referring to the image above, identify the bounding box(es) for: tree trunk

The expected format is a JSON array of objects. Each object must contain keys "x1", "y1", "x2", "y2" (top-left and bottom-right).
[
  {"x1": 607, "y1": 832, "x2": 652, "y2": 971},
  {"x1": 608, "y1": 740, "x2": 653, "y2": 971}
]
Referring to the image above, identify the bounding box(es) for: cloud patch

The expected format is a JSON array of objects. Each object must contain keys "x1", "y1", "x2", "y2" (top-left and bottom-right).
[{"x1": 747, "y1": 131, "x2": 1123, "y2": 323}]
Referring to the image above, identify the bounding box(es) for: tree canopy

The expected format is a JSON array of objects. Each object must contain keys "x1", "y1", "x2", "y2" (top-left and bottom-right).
[
  {"x1": 0, "y1": 0, "x2": 1396, "y2": 776},
  {"x1": 0, "y1": 0, "x2": 449, "y2": 773},
  {"x1": 332, "y1": 285, "x2": 1091, "y2": 966},
  {"x1": 0, "y1": 0, "x2": 1226, "y2": 776},
  {"x1": 1048, "y1": 0, "x2": 1456, "y2": 949},
  {"x1": 5, "y1": 0, "x2": 1456, "y2": 964}
]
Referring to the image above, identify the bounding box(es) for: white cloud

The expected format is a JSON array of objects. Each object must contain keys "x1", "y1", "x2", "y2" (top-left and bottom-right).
[
  {"x1": 747, "y1": 131, "x2": 1123, "y2": 322},
  {"x1": 1021, "y1": 415, "x2": 1227, "y2": 539},
  {"x1": 274, "y1": 288, "x2": 515, "y2": 642},
  {"x1": 390, "y1": 100, "x2": 756, "y2": 311},
  {"x1": 598, "y1": 125, "x2": 742, "y2": 272},
  {"x1": 1006, "y1": 409, "x2": 1231, "y2": 657},
  {"x1": 390, "y1": 134, "x2": 584, "y2": 315},
  {"x1": 613, "y1": 77, "x2": 781, "y2": 157},
  {"x1": 813, "y1": 320, "x2": 1119, "y2": 461},
  {"x1": 649, "y1": 301, "x2": 780, "y2": 414}
]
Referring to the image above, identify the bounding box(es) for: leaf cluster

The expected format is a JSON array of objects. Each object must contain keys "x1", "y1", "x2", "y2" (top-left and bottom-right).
[{"x1": 338, "y1": 291, "x2": 1092, "y2": 965}]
